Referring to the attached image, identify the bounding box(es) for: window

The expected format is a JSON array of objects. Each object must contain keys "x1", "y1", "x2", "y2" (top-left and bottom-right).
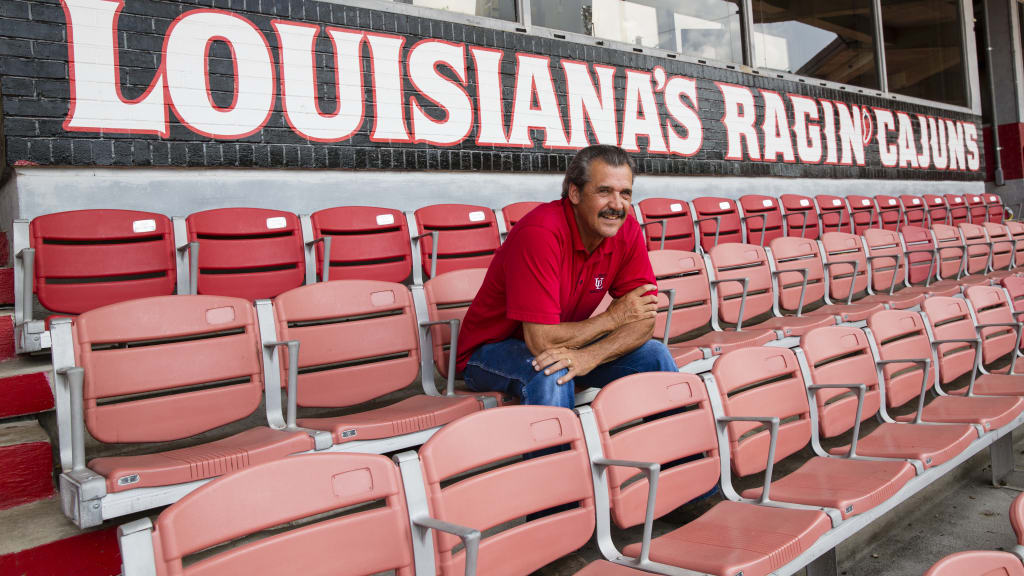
[
  {"x1": 388, "y1": 0, "x2": 517, "y2": 21},
  {"x1": 881, "y1": 0, "x2": 967, "y2": 106},
  {"x1": 752, "y1": 0, "x2": 879, "y2": 89},
  {"x1": 531, "y1": 0, "x2": 743, "y2": 64}
]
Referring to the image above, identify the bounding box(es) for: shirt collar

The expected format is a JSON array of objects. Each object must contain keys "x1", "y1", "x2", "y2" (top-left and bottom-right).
[{"x1": 561, "y1": 198, "x2": 614, "y2": 257}]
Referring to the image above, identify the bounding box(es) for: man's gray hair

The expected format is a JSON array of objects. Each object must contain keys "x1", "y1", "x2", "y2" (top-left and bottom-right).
[{"x1": 561, "y1": 145, "x2": 636, "y2": 199}]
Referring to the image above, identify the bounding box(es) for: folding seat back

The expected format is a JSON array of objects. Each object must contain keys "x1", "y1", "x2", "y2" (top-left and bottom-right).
[
  {"x1": 29, "y1": 209, "x2": 177, "y2": 314},
  {"x1": 1008, "y1": 221, "x2": 1024, "y2": 268},
  {"x1": 866, "y1": 309, "x2": 937, "y2": 408},
  {"x1": 270, "y1": 280, "x2": 420, "y2": 408},
  {"x1": 863, "y1": 229, "x2": 907, "y2": 294},
  {"x1": 816, "y1": 195, "x2": 853, "y2": 234},
  {"x1": 900, "y1": 195, "x2": 928, "y2": 228},
  {"x1": 875, "y1": 195, "x2": 903, "y2": 231},
  {"x1": 780, "y1": 193, "x2": 821, "y2": 239},
  {"x1": 847, "y1": 195, "x2": 879, "y2": 233},
  {"x1": 738, "y1": 194, "x2": 784, "y2": 246},
  {"x1": 72, "y1": 295, "x2": 261, "y2": 446},
  {"x1": 931, "y1": 224, "x2": 967, "y2": 280},
  {"x1": 413, "y1": 406, "x2": 596, "y2": 575},
  {"x1": 134, "y1": 453, "x2": 415, "y2": 576},
  {"x1": 984, "y1": 222, "x2": 1015, "y2": 272},
  {"x1": 768, "y1": 236, "x2": 827, "y2": 312},
  {"x1": 986, "y1": 193, "x2": 1006, "y2": 224},
  {"x1": 921, "y1": 297, "x2": 979, "y2": 385},
  {"x1": 692, "y1": 197, "x2": 743, "y2": 250},
  {"x1": 413, "y1": 204, "x2": 500, "y2": 281},
  {"x1": 964, "y1": 285, "x2": 1020, "y2": 367},
  {"x1": 707, "y1": 243, "x2": 774, "y2": 325},
  {"x1": 589, "y1": 371, "x2": 718, "y2": 529},
  {"x1": 967, "y1": 194, "x2": 988, "y2": 223},
  {"x1": 636, "y1": 198, "x2": 697, "y2": 251},
  {"x1": 308, "y1": 206, "x2": 411, "y2": 283},
  {"x1": 944, "y1": 194, "x2": 969, "y2": 225},
  {"x1": 1004, "y1": 276, "x2": 1024, "y2": 313},
  {"x1": 187, "y1": 208, "x2": 305, "y2": 300},
  {"x1": 500, "y1": 201, "x2": 542, "y2": 230},
  {"x1": 924, "y1": 194, "x2": 951, "y2": 225},
  {"x1": 958, "y1": 223, "x2": 991, "y2": 275},
  {"x1": 902, "y1": 226, "x2": 939, "y2": 285},
  {"x1": 711, "y1": 346, "x2": 812, "y2": 477},
  {"x1": 800, "y1": 326, "x2": 882, "y2": 438},
  {"x1": 649, "y1": 250, "x2": 712, "y2": 339},
  {"x1": 422, "y1": 268, "x2": 486, "y2": 380},
  {"x1": 821, "y1": 232, "x2": 870, "y2": 302}
]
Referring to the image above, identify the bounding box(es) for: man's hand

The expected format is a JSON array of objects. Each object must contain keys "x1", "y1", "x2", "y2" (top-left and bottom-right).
[
  {"x1": 532, "y1": 347, "x2": 598, "y2": 385},
  {"x1": 605, "y1": 284, "x2": 658, "y2": 328}
]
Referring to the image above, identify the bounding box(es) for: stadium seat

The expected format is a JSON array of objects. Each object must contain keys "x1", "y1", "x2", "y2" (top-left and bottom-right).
[
  {"x1": 816, "y1": 194, "x2": 853, "y2": 234},
  {"x1": 712, "y1": 346, "x2": 916, "y2": 519},
  {"x1": 900, "y1": 194, "x2": 929, "y2": 228},
  {"x1": 958, "y1": 223, "x2": 997, "y2": 280},
  {"x1": 117, "y1": 453, "x2": 461, "y2": 576},
  {"x1": 987, "y1": 193, "x2": 1007, "y2": 224},
  {"x1": 405, "y1": 405, "x2": 659, "y2": 575},
  {"x1": 1008, "y1": 221, "x2": 1024, "y2": 269},
  {"x1": 691, "y1": 197, "x2": 743, "y2": 251},
  {"x1": 636, "y1": 197, "x2": 697, "y2": 251},
  {"x1": 866, "y1": 308, "x2": 1024, "y2": 432},
  {"x1": 780, "y1": 193, "x2": 821, "y2": 239},
  {"x1": 924, "y1": 194, "x2": 951, "y2": 226},
  {"x1": 185, "y1": 207, "x2": 305, "y2": 300},
  {"x1": 847, "y1": 195, "x2": 880, "y2": 234},
  {"x1": 801, "y1": 325, "x2": 977, "y2": 468},
  {"x1": 499, "y1": 200, "x2": 543, "y2": 233},
  {"x1": 411, "y1": 204, "x2": 500, "y2": 283},
  {"x1": 896, "y1": 226, "x2": 963, "y2": 297},
  {"x1": 967, "y1": 194, "x2": 988, "y2": 224},
  {"x1": 945, "y1": 194, "x2": 970, "y2": 225},
  {"x1": 13, "y1": 209, "x2": 180, "y2": 352},
  {"x1": 931, "y1": 224, "x2": 989, "y2": 288},
  {"x1": 51, "y1": 295, "x2": 315, "y2": 528},
  {"x1": 862, "y1": 228, "x2": 954, "y2": 301},
  {"x1": 875, "y1": 195, "x2": 903, "y2": 231},
  {"x1": 586, "y1": 372, "x2": 833, "y2": 576},
  {"x1": 738, "y1": 194, "x2": 785, "y2": 246},
  {"x1": 1003, "y1": 276, "x2": 1024, "y2": 317},
  {"x1": 262, "y1": 280, "x2": 495, "y2": 452},
  {"x1": 983, "y1": 222, "x2": 1018, "y2": 280},
  {"x1": 821, "y1": 232, "x2": 922, "y2": 310},
  {"x1": 418, "y1": 268, "x2": 485, "y2": 384},
  {"x1": 766, "y1": 236, "x2": 884, "y2": 323},
  {"x1": 306, "y1": 206, "x2": 411, "y2": 283}
]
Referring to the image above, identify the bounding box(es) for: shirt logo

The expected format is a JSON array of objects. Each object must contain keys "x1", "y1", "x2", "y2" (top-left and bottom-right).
[{"x1": 594, "y1": 275, "x2": 605, "y2": 290}]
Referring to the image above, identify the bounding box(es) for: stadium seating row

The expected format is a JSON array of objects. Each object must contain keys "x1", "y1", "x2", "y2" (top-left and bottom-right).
[
  {"x1": 116, "y1": 314, "x2": 1024, "y2": 576},
  {"x1": 9, "y1": 193, "x2": 1017, "y2": 355}
]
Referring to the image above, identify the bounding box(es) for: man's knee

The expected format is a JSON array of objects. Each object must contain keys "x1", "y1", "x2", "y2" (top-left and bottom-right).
[
  {"x1": 523, "y1": 368, "x2": 576, "y2": 409},
  {"x1": 634, "y1": 340, "x2": 679, "y2": 372}
]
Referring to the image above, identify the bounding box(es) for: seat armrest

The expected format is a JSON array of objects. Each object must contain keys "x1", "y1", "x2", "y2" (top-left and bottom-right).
[
  {"x1": 419, "y1": 318, "x2": 461, "y2": 396},
  {"x1": 807, "y1": 384, "x2": 867, "y2": 456},
  {"x1": 693, "y1": 215, "x2": 722, "y2": 249},
  {"x1": 639, "y1": 219, "x2": 669, "y2": 250},
  {"x1": 304, "y1": 236, "x2": 332, "y2": 282},
  {"x1": 929, "y1": 337, "x2": 981, "y2": 395},
  {"x1": 175, "y1": 241, "x2": 200, "y2": 294},
  {"x1": 709, "y1": 277, "x2": 750, "y2": 330},
  {"x1": 55, "y1": 366, "x2": 87, "y2": 471},
  {"x1": 741, "y1": 213, "x2": 768, "y2": 246},
  {"x1": 413, "y1": 516, "x2": 481, "y2": 576},
  {"x1": 902, "y1": 248, "x2": 937, "y2": 287},
  {"x1": 592, "y1": 457, "x2": 661, "y2": 564},
  {"x1": 865, "y1": 253, "x2": 902, "y2": 295},
  {"x1": 823, "y1": 259, "x2": 860, "y2": 305},
  {"x1": 411, "y1": 230, "x2": 439, "y2": 280},
  {"x1": 118, "y1": 518, "x2": 156, "y2": 576},
  {"x1": 14, "y1": 246, "x2": 35, "y2": 324},
  {"x1": 772, "y1": 268, "x2": 809, "y2": 316},
  {"x1": 876, "y1": 357, "x2": 932, "y2": 422},
  {"x1": 657, "y1": 288, "x2": 675, "y2": 344},
  {"x1": 716, "y1": 415, "x2": 780, "y2": 503},
  {"x1": 263, "y1": 340, "x2": 300, "y2": 428}
]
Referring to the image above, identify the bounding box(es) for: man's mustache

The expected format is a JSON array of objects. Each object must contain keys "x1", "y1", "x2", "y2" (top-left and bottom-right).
[{"x1": 598, "y1": 209, "x2": 626, "y2": 219}]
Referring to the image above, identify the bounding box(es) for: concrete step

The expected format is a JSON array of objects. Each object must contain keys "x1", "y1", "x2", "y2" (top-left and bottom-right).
[
  {"x1": 0, "y1": 497, "x2": 120, "y2": 576},
  {"x1": 0, "y1": 420, "x2": 54, "y2": 511},
  {"x1": 0, "y1": 353, "x2": 53, "y2": 419}
]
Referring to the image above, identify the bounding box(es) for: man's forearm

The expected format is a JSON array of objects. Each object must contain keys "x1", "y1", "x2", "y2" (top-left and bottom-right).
[
  {"x1": 580, "y1": 317, "x2": 655, "y2": 367},
  {"x1": 528, "y1": 313, "x2": 617, "y2": 352}
]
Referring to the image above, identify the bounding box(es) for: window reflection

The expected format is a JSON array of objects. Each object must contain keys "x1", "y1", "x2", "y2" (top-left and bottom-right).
[
  {"x1": 532, "y1": 0, "x2": 743, "y2": 64},
  {"x1": 881, "y1": 0, "x2": 966, "y2": 106},
  {"x1": 752, "y1": 0, "x2": 879, "y2": 89},
  {"x1": 389, "y1": 0, "x2": 517, "y2": 21}
]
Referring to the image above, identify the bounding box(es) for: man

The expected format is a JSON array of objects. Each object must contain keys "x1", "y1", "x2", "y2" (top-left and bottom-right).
[{"x1": 455, "y1": 144, "x2": 677, "y2": 408}]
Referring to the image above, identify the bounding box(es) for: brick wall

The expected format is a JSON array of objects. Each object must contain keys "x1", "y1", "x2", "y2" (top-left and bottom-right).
[{"x1": 0, "y1": 0, "x2": 985, "y2": 181}]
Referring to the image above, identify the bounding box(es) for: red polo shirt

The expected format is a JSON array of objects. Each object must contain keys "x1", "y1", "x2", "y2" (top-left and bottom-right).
[{"x1": 455, "y1": 198, "x2": 656, "y2": 372}]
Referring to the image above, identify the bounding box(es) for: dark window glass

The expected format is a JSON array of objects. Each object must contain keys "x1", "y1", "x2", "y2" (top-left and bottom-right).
[
  {"x1": 390, "y1": 0, "x2": 517, "y2": 21},
  {"x1": 882, "y1": 0, "x2": 966, "y2": 106},
  {"x1": 752, "y1": 0, "x2": 879, "y2": 89},
  {"x1": 532, "y1": 0, "x2": 743, "y2": 64}
]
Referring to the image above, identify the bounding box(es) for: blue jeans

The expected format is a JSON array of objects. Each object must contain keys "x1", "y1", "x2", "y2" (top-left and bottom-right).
[{"x1": 463, "y1": 338, "x2": 677, "y2": 409}]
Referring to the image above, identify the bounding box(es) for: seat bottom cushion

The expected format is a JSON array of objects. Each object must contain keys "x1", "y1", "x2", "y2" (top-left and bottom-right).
[
  {"x1": 298, "y1": 394, "x2": 486, "y2": 443},
  {"x1": 828, "y1": 422, "x2": 978, "y2": 469}
]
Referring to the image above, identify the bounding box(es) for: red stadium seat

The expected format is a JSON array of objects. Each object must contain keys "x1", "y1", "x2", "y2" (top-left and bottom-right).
[
  {"x1": 900, "y1": 195, "x2": 929, "y2": 228},
  {"x1": 821, "y1": 232, "x2": 921, "y2": 310},
  {"x1": 308, "y1": 206, "x2": 411, "y2": 283},
  {"x1": 957, "y1": 223, "x2": 994, "y2": 279},
  {"x1": 847, "y1": 195, "x2": 879, "y2": 234},
  {"x1": 412, "y1": 204, "x2": 500, "y2": 281},
  {"x1": 500, "y1": 201, "x2": 543, "y2": 230},
  {"x1": 781, "y1": 193, "x2": 821, "y2": 239},
  {"x1": 816, "y1": 195, "x2": 853, "y2": 234},
  {"x1": 986, "y1": 193, "x2": 1007, "y2": 224},
  {"x1": 967, "y1": 193, "x2": 988, "y2": 224},
  {"x1": 924, "y1": 194, "x2": 951, "y2": 226},
  {"x1": 931, "y1": 224, "x2": 989, "y2": 288},
  {"x1": 862, "y1": 228, "x2": 953, "y2": 301},
  {"x1": 738, "y1": 194, "x2": 785, "y2": 246},
  {"x1": 875, "y1": 195, "x2": 903, "y2": 231},
  {"x1": 944, "y1": 194, "x2": 969, "y2": 225},
  {"x1": 983, "y1": 222, "x2": 1017, "y2": 280},
  {"x1": 420, "y1": 268, "x2": 486, "y2": 382},
  {"x1": 636, "y1": 198, "x2": 697, "y2": 251},
  {"x1": 186, "y1": 207, "x2": 305, "y2": 300},
  {"x1": 692, "y1": 197, "x2": 742, "y2": 251}
]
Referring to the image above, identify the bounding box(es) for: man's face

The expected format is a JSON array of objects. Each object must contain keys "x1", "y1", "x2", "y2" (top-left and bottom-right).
[{"x1": 568, "y1": 159, "x2": 633, "y2": 250}]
